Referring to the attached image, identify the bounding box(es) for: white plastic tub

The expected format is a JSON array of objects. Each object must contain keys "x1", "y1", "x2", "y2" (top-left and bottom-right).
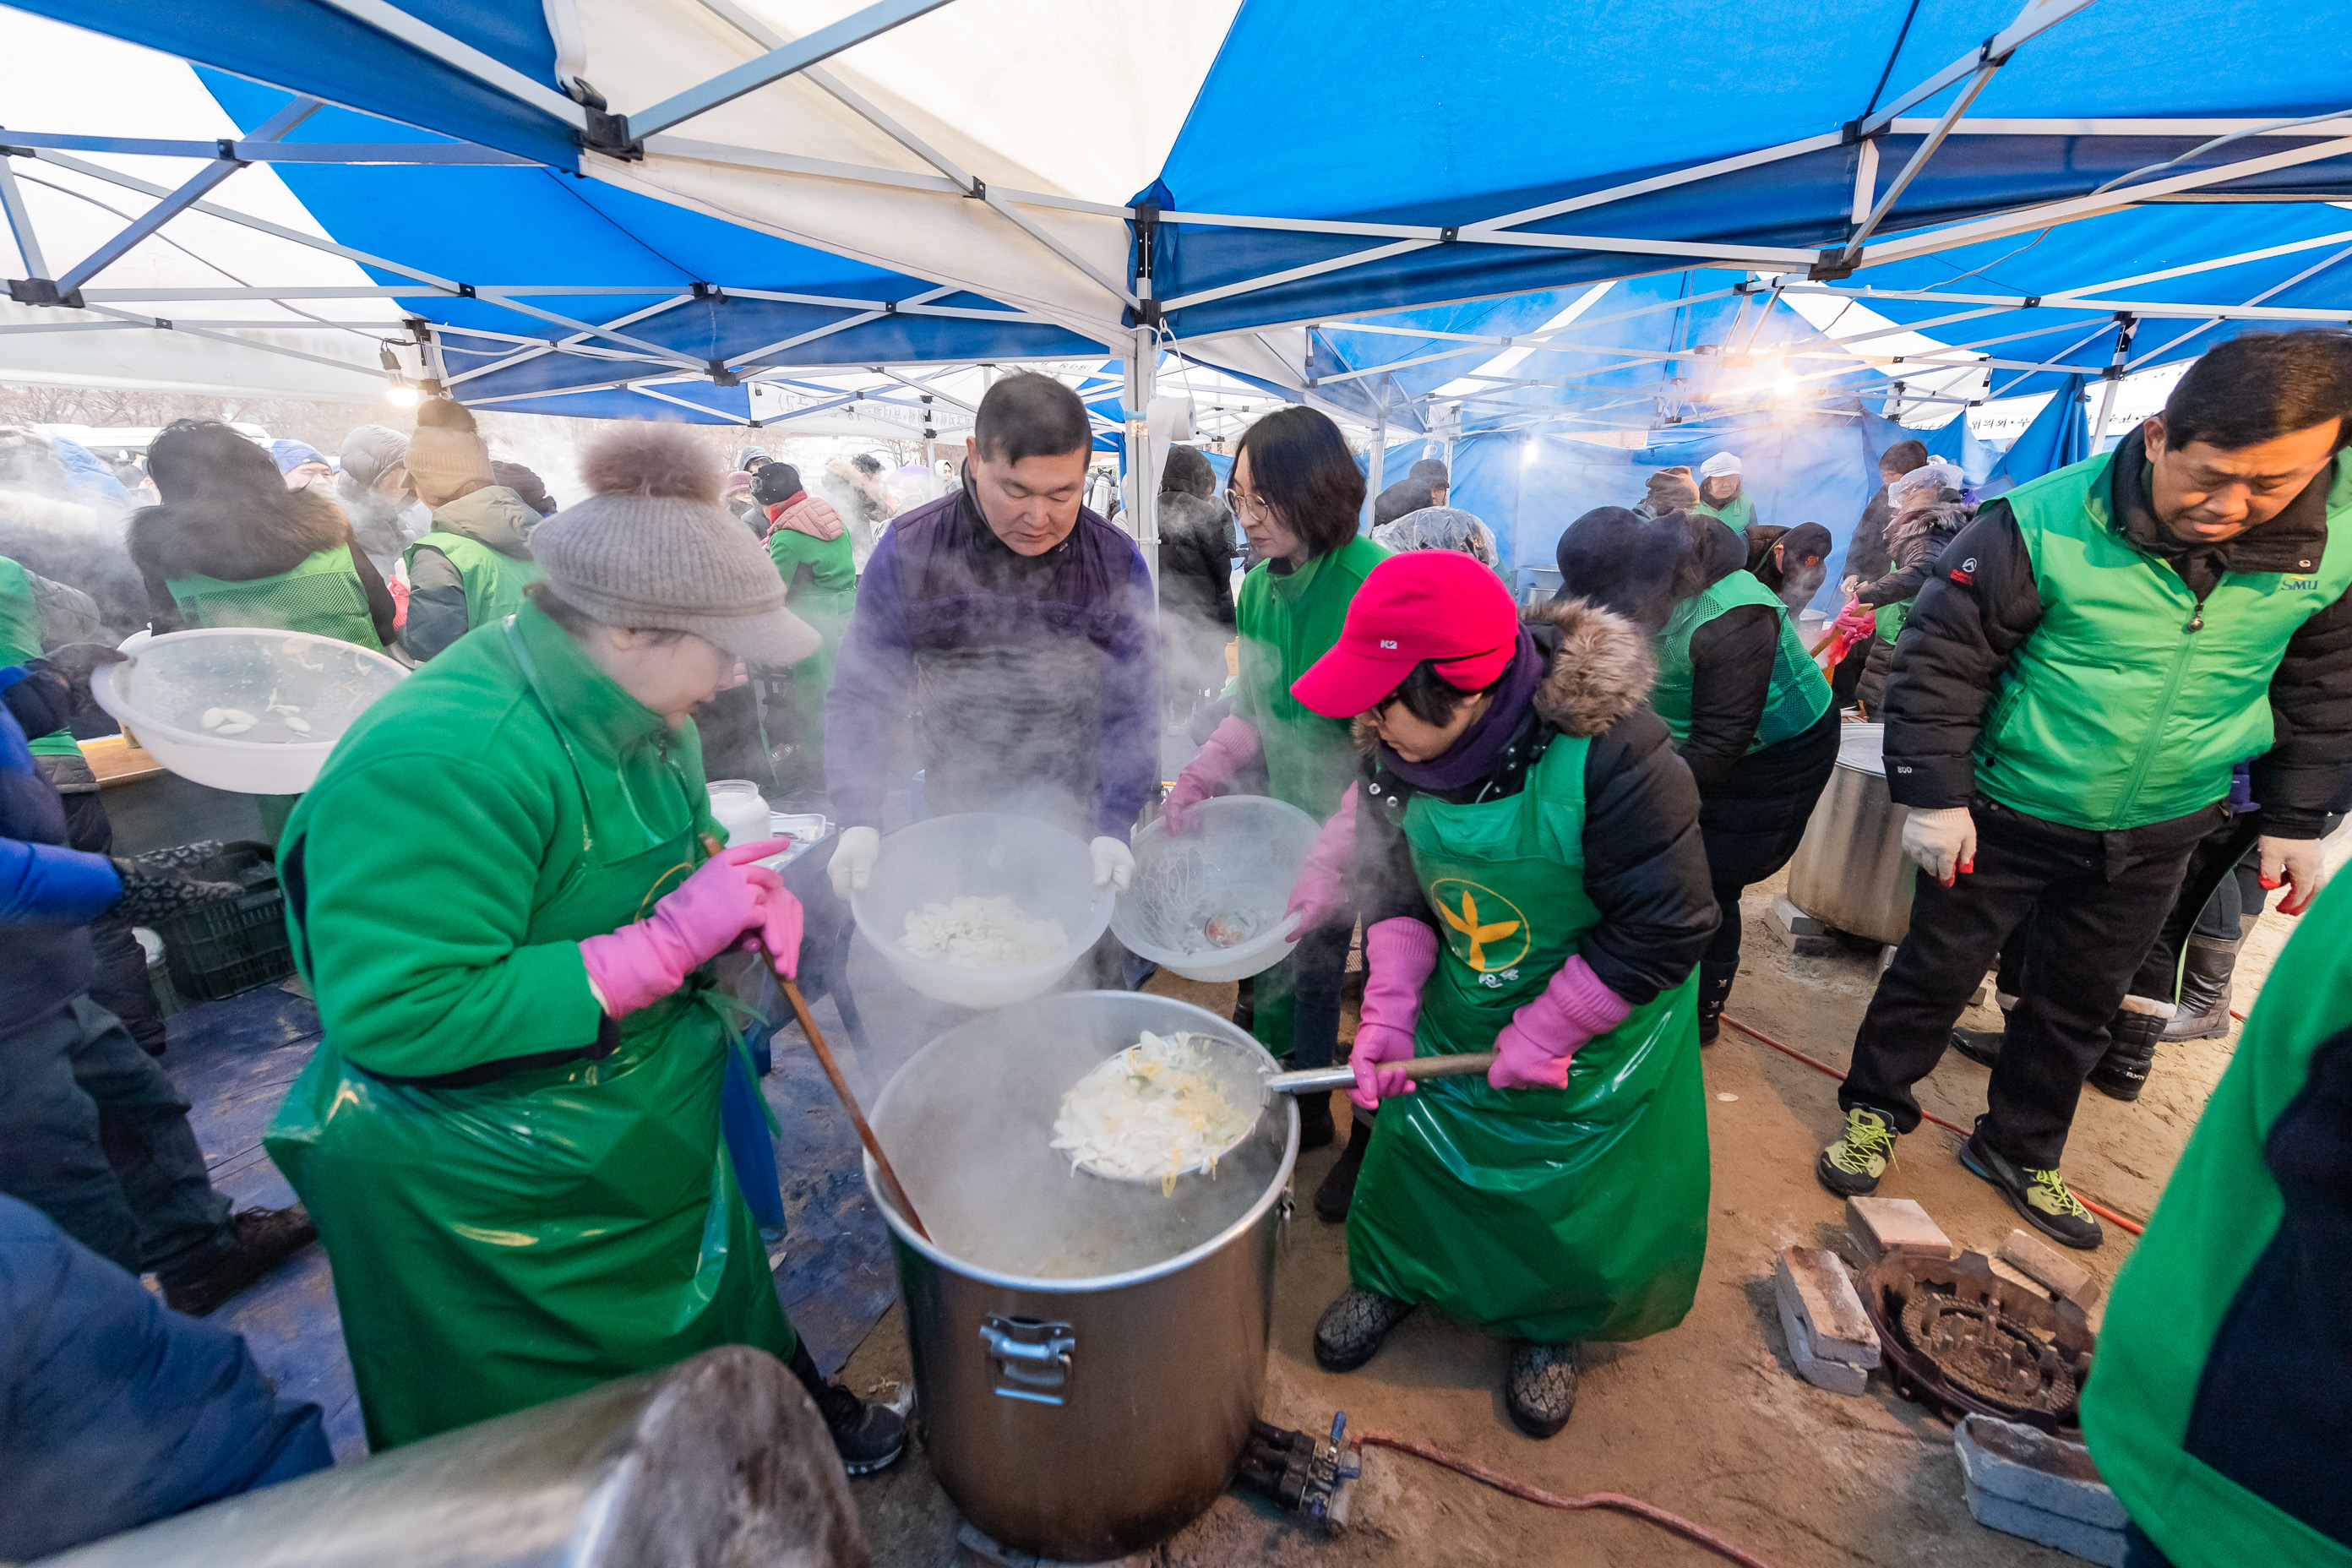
[
  {"x1": 90, "y1": 628, "x2": 408, "y2": 794},
  {"x1": 1113, "y1": 796, "x2": 1320, "y2": 983},
  {"x1": 852, "y1": 813, "x2": 1113, "y2": 1009}
]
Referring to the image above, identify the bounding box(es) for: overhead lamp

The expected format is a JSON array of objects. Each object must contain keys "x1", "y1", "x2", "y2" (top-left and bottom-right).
[{"x1": 384, "y1": 378, "x2": 420, "y2": 409}]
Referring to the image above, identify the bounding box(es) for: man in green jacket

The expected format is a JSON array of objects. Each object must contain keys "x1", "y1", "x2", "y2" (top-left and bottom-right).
[
  {"x1": 2080, "y1": 871, "x2": 2352, "y2": 1568},
  {"x1": 399, "y1": 399, "x2": 545, "y2": 662},
  {"x1": 1817, "y1": 331, "x2": 2352, "y2": 1250}
]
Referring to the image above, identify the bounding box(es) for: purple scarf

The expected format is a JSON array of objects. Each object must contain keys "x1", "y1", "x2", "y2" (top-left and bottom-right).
[{"x1": 1376, "y1": 626, "x2": 1544, "y2": 792}]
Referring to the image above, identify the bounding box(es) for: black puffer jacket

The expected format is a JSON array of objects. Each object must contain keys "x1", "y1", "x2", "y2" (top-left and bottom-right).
[
  {"x1": 1351, "y1": 597, "x2": 1718, "y2": 1005},
  {"x1": 1854, "y1": 495, "x2": 1971, "y2": 710}
]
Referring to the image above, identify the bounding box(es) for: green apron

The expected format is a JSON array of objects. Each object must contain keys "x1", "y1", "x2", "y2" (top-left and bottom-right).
[
  {"x1": 1346, "y1": 738, "x2": 1709, "y2": 1343},
  {"x1": 166, "y1": 546, "x2": 382, "y2": 651},
  {"x1": 265, "y1": 619, "x2": 792, "y2": 1451},
  {"x1": 1696, "y1": 492, "x2": 1756, "y2": 535}
]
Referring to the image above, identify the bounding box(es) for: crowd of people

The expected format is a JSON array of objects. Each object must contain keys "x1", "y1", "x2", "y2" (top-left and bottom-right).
[{"x1": 1, "y1": 335, "x2": 2348, "y2": 1568}]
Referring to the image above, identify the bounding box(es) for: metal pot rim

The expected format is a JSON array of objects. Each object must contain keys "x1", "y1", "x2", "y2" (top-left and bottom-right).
[{"x1": 862, "y1": 991, "x2": 1301, "y2": 1293}]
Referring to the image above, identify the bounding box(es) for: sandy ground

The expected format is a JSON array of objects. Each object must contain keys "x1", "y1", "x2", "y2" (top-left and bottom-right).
[{"x1": 835, "y1": 862, "x2": 2320, "y2": 1568}]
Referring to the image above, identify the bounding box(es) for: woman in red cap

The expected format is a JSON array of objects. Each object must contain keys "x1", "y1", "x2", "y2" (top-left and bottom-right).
[{"x1": 1292, "y1": 550, "x2": 1718, "y2": 1438}]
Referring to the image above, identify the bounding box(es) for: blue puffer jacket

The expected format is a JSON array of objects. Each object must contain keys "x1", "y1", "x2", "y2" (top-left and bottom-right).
[
  {"x1": 0, "y1": 1195, "x2": 331, "y2": 1558},
  {"x1": 0, "y1": 663, "x2": 118, "y2": 1026}
]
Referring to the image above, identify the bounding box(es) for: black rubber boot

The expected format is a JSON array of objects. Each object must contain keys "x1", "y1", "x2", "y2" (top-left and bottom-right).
[
  {"x1": 1505, "y1": 1342, "x2": 1581, "y2": 1438},
  {"x1": 2162, "y1": 934, "x2": 2240, "y2": 1042},
  {"x1": 1296, "y1": 1089, "x2": 1336, "y2": 1152},
  {"x1": 1694, "y1": 960, "x2": 1738, "y2": 1046},
  {"x1": 2088, "y1": 1007, "x2": 2167, "y2": 1102},
  {"x1": 1315, "y1": 1112, "x2": 1374, "y2": 1222},
  {"x1": 786, "y1": 1341, "x2": 906, "y2": 1475},
  {"x1": 1314, "y1": 1288, "x2": 1413, "y2": 1372}
]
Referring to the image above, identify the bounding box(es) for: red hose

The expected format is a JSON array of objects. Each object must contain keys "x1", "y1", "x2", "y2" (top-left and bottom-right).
[
  {"x1": 1355, "y1": 1429, "x2": 1783, "y2": 1568},
  {"x1": 1718, "y1": 1012, "x2": 2147, "y2": 1237}
]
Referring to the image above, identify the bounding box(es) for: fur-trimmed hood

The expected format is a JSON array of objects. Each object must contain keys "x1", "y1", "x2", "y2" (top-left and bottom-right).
[
  {"x1": 1350, "y1": 595, "x2": 1657, "y2": 757},
  {"x1": 1885, "y1": 497, "x2": 1972, "y2": 561},
  {"x1": 128, "y1": 485, "x2": 351, "y2": 584}
]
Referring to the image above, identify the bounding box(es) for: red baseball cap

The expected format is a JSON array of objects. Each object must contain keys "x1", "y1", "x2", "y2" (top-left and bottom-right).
[{"x1": 1291, "y1": 551, "x2": 1521, "y2": 717}]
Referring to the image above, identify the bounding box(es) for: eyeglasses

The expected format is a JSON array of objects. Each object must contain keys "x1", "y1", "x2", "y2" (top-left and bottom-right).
[{"x1": 1228, "y1": 489, "x2": 1277, "y2": 523}]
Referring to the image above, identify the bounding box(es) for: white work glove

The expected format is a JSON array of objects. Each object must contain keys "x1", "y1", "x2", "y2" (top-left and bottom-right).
[
  {"x1": 1899, "y1": 806, "x2": 1977, "y2": 887},
  {"x1": 1089, "y1": 835, "x2": 1135, "y2": 893},
  {"x1": 2257, "y1": 834, "x2": 2329, "y2": 916},
  {"x1": 827, "y1": 825, "x2": 880, "y2": 899}
]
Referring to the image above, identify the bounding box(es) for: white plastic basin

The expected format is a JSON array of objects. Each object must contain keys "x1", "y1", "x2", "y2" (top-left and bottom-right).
[
  {"x1": 1113, "y1": 796, "x2": 1320, "y2": 983},
  {"x1": 90, "y1": 628, "x2": 408, "y2": 794},
  {"x1": 853, "y1": 813, "x2": 1113, "y2": 1009}
]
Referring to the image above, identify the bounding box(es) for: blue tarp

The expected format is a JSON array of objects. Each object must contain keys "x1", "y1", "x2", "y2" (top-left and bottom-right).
[{"x1": 1982, "y1": 374, "x2": 2094, "y2": 496}]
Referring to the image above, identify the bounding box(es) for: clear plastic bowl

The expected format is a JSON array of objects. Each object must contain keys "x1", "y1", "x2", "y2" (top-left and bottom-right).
[
  {"x1": 1113, "y1": 796, "x2": 1320, "y2": 983},
  {"x1": 90, "y1": 628, "x2": 408, "y2": 794},
  {"x1": 852, "y1": 813, "x2": 1113, "y2": 1009}
]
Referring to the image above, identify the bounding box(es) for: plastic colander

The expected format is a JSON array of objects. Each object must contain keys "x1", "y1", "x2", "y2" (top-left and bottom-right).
[
  {"x1": 852, "y1": 813, "x2": 1114, "y2": 1009},
  {"x1": 1111, "y1": 795, "x2": 1321, "y2": 983},
  {"x1": 90, "y1": 628, "x2": 408, "y2": 794}
]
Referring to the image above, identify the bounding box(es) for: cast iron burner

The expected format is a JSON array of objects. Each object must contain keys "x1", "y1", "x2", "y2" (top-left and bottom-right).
[{"x1": 1859, "y1": 1250, "x2": 2095, "y2": 1433}]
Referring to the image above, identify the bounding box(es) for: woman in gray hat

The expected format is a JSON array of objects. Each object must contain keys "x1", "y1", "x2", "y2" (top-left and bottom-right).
[{"x1": 261, "y1": 422, "x2": 906, "y2": 1473}]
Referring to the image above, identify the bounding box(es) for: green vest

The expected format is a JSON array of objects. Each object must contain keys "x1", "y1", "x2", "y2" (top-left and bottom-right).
[
  {"x1": 1651, "y1": 572, "x2": 1833, "y2": 754},
  {"x1": 1974, "y1": 453, "x2": 2352, "y2": 830},
  {"x1": 1348, "y1": 736, "x2": 1708, "y2": 1342},
  {"x1": 1696, "y1": 492, "x2": 1755, "y2": 535},
  {"x1": 2079, "y1": 874, "x2": 2352, "y2": 1568},
  {"x1": 0, "y1": 556, "x2": 77, "y2": 757},
  {"x1": 167, "y1": 545, "x2": 382, "y2": 651},
  {"x1": 404, "y1": 530, "x2": 545, "y2": 631},
  {"x1": 1233, "y1": 534, "x2": 1391, "y2": 817}
]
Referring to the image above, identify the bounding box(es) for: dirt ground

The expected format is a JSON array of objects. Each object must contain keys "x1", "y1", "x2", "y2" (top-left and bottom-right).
[{"x1": 835, "y1": 862, "x2": 2319, "y2": 1568}]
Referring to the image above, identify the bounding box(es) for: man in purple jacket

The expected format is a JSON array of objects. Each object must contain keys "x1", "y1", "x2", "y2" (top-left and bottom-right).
[{"x1": 824, "y1": 373, "x2": 1157, "y2": 901}]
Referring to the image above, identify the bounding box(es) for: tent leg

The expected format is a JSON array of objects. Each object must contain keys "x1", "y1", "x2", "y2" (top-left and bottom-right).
[
  {"x1": 1364, "y1": 412, "x2": 1386, "y2": 534},
  {"x1": 1123, "y1": 325, "x2": 1159, "y2": 589}
]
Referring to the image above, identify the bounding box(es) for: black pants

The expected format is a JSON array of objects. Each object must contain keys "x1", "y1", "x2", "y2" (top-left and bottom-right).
[
  {"x1": 1841, "y1": 795, "x2": 2219, "y2": 1168},
  {"x1": 1254, "y1": 917, "x2": 1353, "y2": 1069},
  {"x1": 57, "y1": 786, "x2": 169, "y2": 1055},
  {"x1": 1698, "y1": 710, "x2": 1839, "y2": 972},
  {"x1": 2126, "y1": 811, "x2": 2266, "y2": 1001},
  {"x1": 0, "y1": 994, "x2": 233, "y2": 1282}
]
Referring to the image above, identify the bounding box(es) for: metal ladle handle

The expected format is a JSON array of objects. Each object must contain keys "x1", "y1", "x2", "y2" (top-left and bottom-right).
[{"x1": 1264, "y1": 1052, "x2": 1498, "y2": 1097}]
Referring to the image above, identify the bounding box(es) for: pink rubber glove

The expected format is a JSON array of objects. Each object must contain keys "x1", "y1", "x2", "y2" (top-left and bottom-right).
[
  {"x1": 580, "y1": 837, "x2": 791, "y2": 1016},
  {"x1": 1162, "y1": 716, "x2": 1261, "y2": 834},
  {"x1": 1832, "y1": 598, "x2": 1879, "y2": 642},
  {"x1": 1489, "y1": 955, "x2": 1631, "y2": 1091},
  {"x1": 1284, "y1": 783, "x2": 1358, "y2": 932},
  {"x1": 1350, "y1": 917, "x2": 1439, "y2": 1110}
]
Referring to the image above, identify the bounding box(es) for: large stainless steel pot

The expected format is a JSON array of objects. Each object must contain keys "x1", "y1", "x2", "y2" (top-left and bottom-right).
[
  {"x1": 865, "y1": 992, "x2": 1298, "y2": 1561},
  {"x1": 1785, "y1": 722, "x2": 1919, "y2": 945}
]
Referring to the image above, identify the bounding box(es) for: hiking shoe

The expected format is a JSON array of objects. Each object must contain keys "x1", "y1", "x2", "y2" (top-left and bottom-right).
[
  {"x1": 1297, "y1": 1089, "x2": 1336, "y2": 1153},
  {"x1": 1314, "y1": 1288, "x2": 1413, "y2": 1373},
  {"x1": 1505, "y1": 1342, "x2": 1581, "y2": 1439},
  {"x1": 1946, "y1": 1026, "x2": 2004, "y2": 1068},
  {"x1": 162, "y1": 1205, "x2": 317, "y2": 1317},
  {"x1": 787, "y1": 1342, "x2": 906, "y2": 1474},
  {"x1": 1815, "y1": 1108, "x2": 1897, "y2": 1198},
  {"x1": 2088, "y1": 1009, "x2": 2165, "y2": 1102},
  {"x1": 1315, "y1": 1113, "x2": 1374, "y2": 1222},
  {"x1": 1959, "y1": 1126, "x2": 2101, "y2": 1251}
]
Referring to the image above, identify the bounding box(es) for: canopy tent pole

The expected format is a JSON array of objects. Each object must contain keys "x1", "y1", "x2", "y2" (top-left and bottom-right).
[
  {"x1": 0, "y1": 156, "x2": 51, "y2": 279},
  {"x1": 1364, "y1": 384, "x2": 1388, "y2": 533},
  {"x1": 1123, "y1": 327, "x2": 1158, "y2": 584},
  {"x1": 2090, "y1": 315, "x2": 2138, "y2": 447}
]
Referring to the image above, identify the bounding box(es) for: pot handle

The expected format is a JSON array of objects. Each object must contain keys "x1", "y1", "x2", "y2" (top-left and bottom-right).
[{"x1": 980, "y1": 1315, "x2": 1077, "y2": 1407}]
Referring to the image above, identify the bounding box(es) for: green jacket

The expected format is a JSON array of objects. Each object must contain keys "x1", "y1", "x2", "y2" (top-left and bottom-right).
[
  {"x1": 1233, "y1": 534, "x2": 1389, "y2": 817},
  {"x1": 0, "y1": 557, "x2": 75, "y2": 758},
  {"x1": 400, "y1": 487, "x2": 543, "y2": 662},
  {"x1": 2080, "y1": 872, "x2": 2352, "y2": 1568},
  {"x1": 166, "y1": 546, "x2": 383, "y2": 651},
  {"x1": 767, "y1": 523, "x2": 858, "y2": 640},
  {"x1": 1650, "y1": 569, "x2": 1832, "y2": 754},
  {"x1": 1975, "y1": 452, "x2": 2352, "y2": 830},
  {"x1": 1696, "y1": 491, "x2": 1756, "y2": 535}
]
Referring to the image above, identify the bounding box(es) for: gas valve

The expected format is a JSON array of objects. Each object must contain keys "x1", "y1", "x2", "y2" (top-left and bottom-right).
[{"x1": 1237, "y1": 1412, "x2": 1362, "y2": 1532}]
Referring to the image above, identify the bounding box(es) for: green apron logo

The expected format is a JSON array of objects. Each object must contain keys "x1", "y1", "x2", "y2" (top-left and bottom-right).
[{"x1": 1431, "y1": 879, "x2": 1531, "y2": 972}]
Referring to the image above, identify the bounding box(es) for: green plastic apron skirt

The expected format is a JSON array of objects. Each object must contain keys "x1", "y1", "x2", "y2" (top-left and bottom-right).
[
  {"x1": 167, "y1": 546, "x2": 384, "y2": 845},
  {"x1": 266, "y1": 618, "x2": 792, "y2": 1451},
  {"x1": 1346, "y1": 736, "x2": 1709, "y2": 1344}
]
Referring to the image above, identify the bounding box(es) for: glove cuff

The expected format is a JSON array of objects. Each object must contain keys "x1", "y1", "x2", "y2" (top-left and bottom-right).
[{"x1": 1536, "y1": 954, "x2": 1631, "y2": 1038}]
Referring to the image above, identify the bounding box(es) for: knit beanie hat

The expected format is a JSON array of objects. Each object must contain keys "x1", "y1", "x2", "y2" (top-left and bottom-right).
[
  {"x1": 1644, "y1": 466, "x2": 1700, "y2": 512},
  {"x1": 530, "y1": 422, "x2": 819, "y2": 667},
  {"x1": 406, "y1": 399, "x2": 493, "y2": 504}
]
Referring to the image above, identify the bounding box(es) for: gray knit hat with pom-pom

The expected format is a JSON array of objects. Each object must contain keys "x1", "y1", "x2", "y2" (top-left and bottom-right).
[{"x1": 529, "y1": 422, "x2": 819, "y2": 666}]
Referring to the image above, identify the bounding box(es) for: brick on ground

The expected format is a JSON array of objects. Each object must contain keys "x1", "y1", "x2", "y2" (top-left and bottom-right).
[
  {"x1": 1999, "y1": 1228, "x2": 2103, "y2": 1308},
  {"x1": 1846, "y1": 1196, "x2": 1953, "y2": 1263},
  {"x1": 1775, "y1": 1245, "x2": 1879, "y2": 1368},
  {"x1": 1987, "y1": 1254, "x2": 2047, "y2": 1297},
  {"x1": 1957, "y1": 1415, "x2": 2127, "y2": 1565},
  {"x1": 1775, "y1": 1288, "x2": 1870, "y2": 1396}
]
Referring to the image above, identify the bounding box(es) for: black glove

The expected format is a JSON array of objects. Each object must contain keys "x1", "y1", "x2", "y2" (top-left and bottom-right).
[
  {"x1": 30, "y1": 642, "x2": 128, "y2": 709},
  {"x1": 131, "y1": 839, "x2": 230, "y2": 874},
  {"x1": 109, "y1": 858, "x2": 246, "y2": 923}
]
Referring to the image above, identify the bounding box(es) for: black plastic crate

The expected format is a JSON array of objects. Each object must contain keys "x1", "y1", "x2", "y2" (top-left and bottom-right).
[{"x1": 155, "y1": 844, "x2": 295, "y2": 1003}]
